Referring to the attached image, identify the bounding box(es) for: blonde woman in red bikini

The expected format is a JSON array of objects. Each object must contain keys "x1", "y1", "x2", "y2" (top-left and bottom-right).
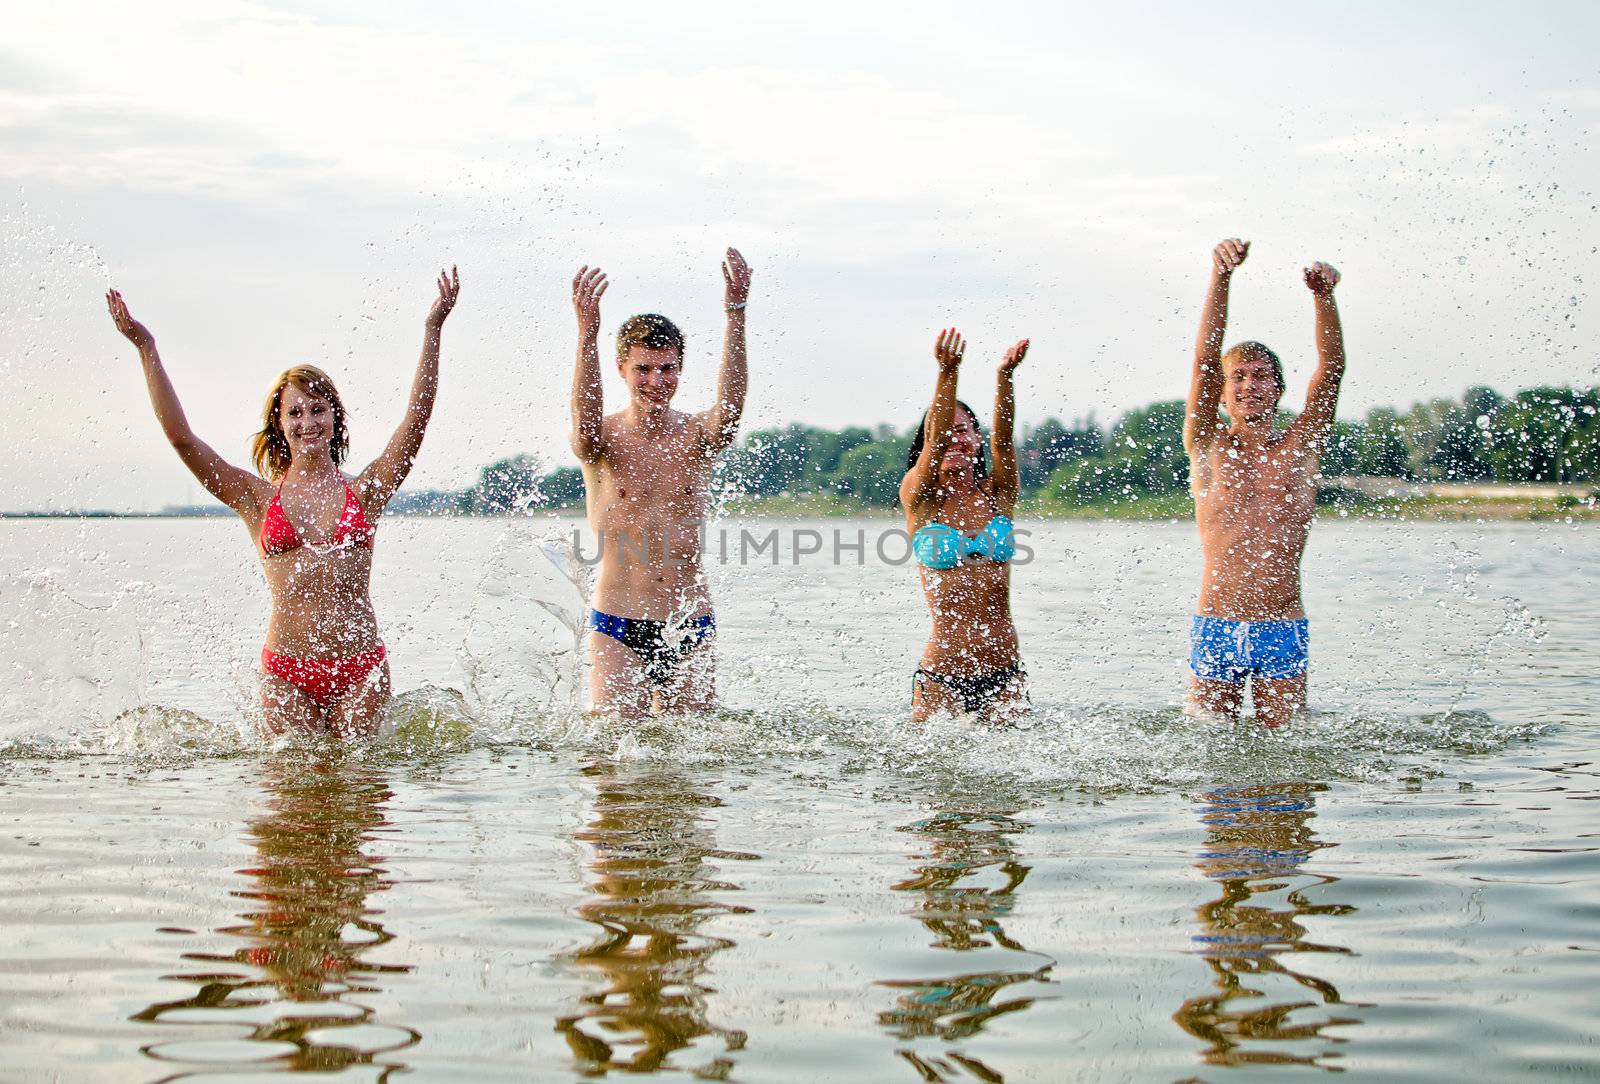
[{"x1": 106, "y1": 269, "x2": 460, "y2": 738}]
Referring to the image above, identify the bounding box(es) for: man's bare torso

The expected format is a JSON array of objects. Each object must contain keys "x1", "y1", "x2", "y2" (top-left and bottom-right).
[
  {"x1": 581, "y1": 408, "x2": 715, "y2": 619},
  {"x1": 1190, "y1": 430, "x2": 1317, "y2": 621}
]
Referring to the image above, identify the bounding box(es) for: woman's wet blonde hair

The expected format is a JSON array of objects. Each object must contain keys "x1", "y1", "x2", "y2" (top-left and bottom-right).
[{"x1": 251, "y1": 366, "x2": 349, "y2": 480}]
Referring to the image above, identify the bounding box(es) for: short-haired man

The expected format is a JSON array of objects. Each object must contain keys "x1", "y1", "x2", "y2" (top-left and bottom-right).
[
  {"x1": 569, "y1": 249, "x2": 752, "y2": 717},
  {"x1": 1184, "y1": 238, "x2": 1345, "y2": 727}
]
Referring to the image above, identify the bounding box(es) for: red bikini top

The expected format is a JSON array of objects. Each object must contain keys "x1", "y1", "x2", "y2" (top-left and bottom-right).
[{"x1": 259, "y1": 480, "x2": 374, "y2": 557}]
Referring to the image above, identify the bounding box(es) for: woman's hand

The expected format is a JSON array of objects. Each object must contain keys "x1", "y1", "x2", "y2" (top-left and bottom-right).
[
  {"x1": 999, "y1": 338, "x2": 1030, "y2": 374},
  {"x1": 106, "y1": 289, "x2": 155, "y2": 351},
  {"x1": 935, "y1": 327, "x2": 966, "y2": 373},
  {"x1": 426, "y1": 266, "x2": 460, "y2": 330}
]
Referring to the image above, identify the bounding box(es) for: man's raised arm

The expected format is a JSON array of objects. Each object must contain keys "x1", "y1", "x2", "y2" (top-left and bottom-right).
[
  {"x1": 570, "y1": 266, "x2": 608, "y2": 464},
  {"x1": 1288, "y1": 261, "x2": 1345, "y2": 454},
  {"x1": 1186, "y1": 238, "x2": 1248, "y2": 455},
  {"x1": 701, "y1": 247, "x2": 752, "y2": 454}
]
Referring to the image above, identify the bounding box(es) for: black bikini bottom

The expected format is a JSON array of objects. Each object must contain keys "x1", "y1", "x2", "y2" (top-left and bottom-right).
[
  {"x1": 914, "y1": 664, "x2": 1027, "y2": 714},
  {"x1": 589, "y1": 610, "x2": 716, "y2": 687}
]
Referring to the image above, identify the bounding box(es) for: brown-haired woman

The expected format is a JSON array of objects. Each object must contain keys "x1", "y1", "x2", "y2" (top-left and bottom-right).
[
  {"x1": 899, "y1": 328, "x2": 1031, "y2": 723},
  {"x1": 106, "y1": 269, "x2": 460, "y2": 738}
]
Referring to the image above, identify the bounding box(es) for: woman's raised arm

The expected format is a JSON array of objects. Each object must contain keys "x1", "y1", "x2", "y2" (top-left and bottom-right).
[
  {"x1": 359, "y1": 267, "x2": 460, "y2": 509},
  {"x1": 899, "y1": 328, "x2": 966, "y2": 516},
  {"x1": 107, "y1": 289, "x2": 263, "y2": 517},
  {"x1": 990, "y1": 338, "x2": 1029, "y2": 513}
]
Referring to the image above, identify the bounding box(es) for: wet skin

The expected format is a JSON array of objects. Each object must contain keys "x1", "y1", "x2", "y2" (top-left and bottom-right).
[
  {"x1": 106, "y1": 269, "x2": 460, "y2": 738},
  {"x1": 569, "y1": 253, "x2": 752, "y2": 718},
  {"x1": 1183, "y1": 241, "x2": 1345, "y2": 727},
  {"x1": 915, "y1": 416, "x2": 1021, "y2": 681},
  {"x1": 255, "y1": 388, "x2": 390, "y2": 738},
  {"x1": 582, "y1": 373, "x2": 721, "y2": 719},
  {"x1": 901, "y1": 330, "x2": 1032, "y2": 724}
]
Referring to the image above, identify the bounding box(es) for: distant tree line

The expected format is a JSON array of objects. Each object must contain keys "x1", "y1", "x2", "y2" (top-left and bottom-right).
[{"x1": 389, "y1": 385, "x2": 1600, "y2": 514}]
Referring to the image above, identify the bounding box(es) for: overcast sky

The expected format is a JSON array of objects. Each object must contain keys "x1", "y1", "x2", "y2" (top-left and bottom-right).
[{"x1": 1, "y1": 1, "x2": 1596, "y2": 510}]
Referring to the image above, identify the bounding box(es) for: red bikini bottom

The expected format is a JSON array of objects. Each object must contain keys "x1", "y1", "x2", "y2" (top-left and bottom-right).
[{"x1": 260, "y1": 645, "x2": 388, "y2": 707}]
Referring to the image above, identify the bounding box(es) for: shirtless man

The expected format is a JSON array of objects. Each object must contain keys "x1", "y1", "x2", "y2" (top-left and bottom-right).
[
  {"x1": 569, "y1": 249, "x2": 752, "y2": 717},
  {"x1": 1183, "y1": 238, "x2": 1345, "y2": 727}
]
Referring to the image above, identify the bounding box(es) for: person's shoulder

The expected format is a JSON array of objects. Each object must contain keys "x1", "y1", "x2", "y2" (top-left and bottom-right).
[
  {"x1": 574, "y1": 413, "x2": 622, "y2": 469},
  {"x1": 342, "y1": 471, "x2": 385, "y2": 512},
  {"x1": 674, "y1": 408, "x2": 715, "y2": 447},
  {"x1": 236, "y1": 473, "x2": 275, "y2": 513}
]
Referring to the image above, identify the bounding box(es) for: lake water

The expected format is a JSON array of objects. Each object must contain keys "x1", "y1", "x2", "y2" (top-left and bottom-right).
[{"x1": 1, "y1": 516, "x2": 1596, "y2": 1081}]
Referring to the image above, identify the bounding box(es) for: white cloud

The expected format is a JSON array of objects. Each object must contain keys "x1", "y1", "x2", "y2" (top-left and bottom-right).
[{"x1": 2, "y1": 2, "x2": 1598, "y2": 509}]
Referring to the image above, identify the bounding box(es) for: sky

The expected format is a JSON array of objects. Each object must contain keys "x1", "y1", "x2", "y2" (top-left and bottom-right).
[{"x1": 1, "y1": 0, "x2": 1596, "y2": 510}]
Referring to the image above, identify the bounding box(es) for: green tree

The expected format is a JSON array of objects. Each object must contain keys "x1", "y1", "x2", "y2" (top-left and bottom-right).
[
  {"x1": 831, "y1": 438, "x2": 912, "y2": 505},
  {"x1": 1430, "y1": 410, "x2": 1492, "y2": 481},
  {"x1": 1484, "y1": 387, "x2": 1600, "y2": 483},
  {"x1": 465, "y1": 455, "x2": 541, "y2": 513},
  {"x1": 1047, "y1": 457, "x2": 1137, "y2": 506},
  {"x1": 1106, "y1": 400, "x2": 1188, "y2": 494},
  {"x1": 1020, "y1": 416, "x2": 1103, "y2": 493},
  {"x1": 1463, "y1": 385, "x2": 1504, "y2": 425},
  {"x1": 444, "y1": 382, "x2": 1599, "y2": 514},
  {"x1": 1318, "y1": 420, "x2": 1364, "y2": 477},
  {"x1": 1573, "y1": 392, "x2": 1600, "y2": 482},
  {"x1": 817, "y1": 426, "x2": 874, "y2": 475},
  {"x1": 723, "y1": 425, "x2": 808, "y2": 496},
  {"x1": 1358, "y1": 408, "x2": 1410, "y2": 478},
  {"x1": 724, "y1": 423, "x2": 875, "y2": 496},
  {"x1": 534, "y1": 466, "x2": 586, "y2": 508},
  {"x1": 1399, "y1": 398, "x2": 1474, "y2": 481}
]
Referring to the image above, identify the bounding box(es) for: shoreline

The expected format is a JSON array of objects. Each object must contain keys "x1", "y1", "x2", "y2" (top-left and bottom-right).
[{"x1": 4, "y1": 490, "x2": 1596, "y2": 524}]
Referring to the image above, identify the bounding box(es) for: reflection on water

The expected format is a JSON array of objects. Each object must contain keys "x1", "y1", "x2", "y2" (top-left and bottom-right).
[
  {"x1": 558, "y1": 763, "x2": 754, "y2": 1077},
  {"x1": 1174, "y1": 783, "x2": 1361, "y2": 1070},
  {"x1": 879, "y1": 809, "x2": 1055, "y2": 1082},
  {"x1": 133, "y1": 753, "x2": 416, "y2": 1077}
]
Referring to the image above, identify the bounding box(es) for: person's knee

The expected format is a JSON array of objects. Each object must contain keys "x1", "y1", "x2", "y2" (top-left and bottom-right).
[
  {"x1": 1251, "y1": 681, "x2": 1304, "y2": 728},
  {"x1": 1255, "y1": 705, "x2": 1291, "y2": 728},
  {"x1": 593, "y1": 667, "x2": 651, "y2": 716},
  {"x1": 260, "y1": 678, "x2": 319, "y2": 732},
  {"x1": 1190, "y1": 680, "x2": 1241, "y2": 710}
]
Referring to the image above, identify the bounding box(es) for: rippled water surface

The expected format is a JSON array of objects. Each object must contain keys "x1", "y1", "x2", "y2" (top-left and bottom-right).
[{"x1": 1, "y1": 517, "x2": 1596, "y2": 1081}]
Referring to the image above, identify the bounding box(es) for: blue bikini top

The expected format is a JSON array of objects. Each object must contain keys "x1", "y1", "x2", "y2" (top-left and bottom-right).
[{"x1": 912, "y1": 515, "x2": 1016, "y2": 570}]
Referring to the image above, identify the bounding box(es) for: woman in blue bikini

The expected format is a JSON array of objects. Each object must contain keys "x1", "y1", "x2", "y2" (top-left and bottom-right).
[{"x1": 899, "y1": 328, "x2": 1030, "y2": 722}]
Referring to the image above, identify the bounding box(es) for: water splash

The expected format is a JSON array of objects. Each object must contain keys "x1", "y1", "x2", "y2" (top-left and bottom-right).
[
  {"x1": 97, "y1": 704, "x2": 256, "y2": 763},
  {"x1": 0, "y1": 569, "x2": 152, "y2": 742},
  {"x1": 0, "y1": 530, "x2": 1558, "y2": 792},
  {"x1": 0, "y1": 685, "x2": 1544, "y2": 797},
  {"x1": 450, "y1": 520, "x2": 586, "y2": 722}
]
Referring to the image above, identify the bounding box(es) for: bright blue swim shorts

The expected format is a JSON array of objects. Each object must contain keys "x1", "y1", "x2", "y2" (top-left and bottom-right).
[{"x1": 1190, "y1": 616, "x2": 1309, "y2": 683}]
